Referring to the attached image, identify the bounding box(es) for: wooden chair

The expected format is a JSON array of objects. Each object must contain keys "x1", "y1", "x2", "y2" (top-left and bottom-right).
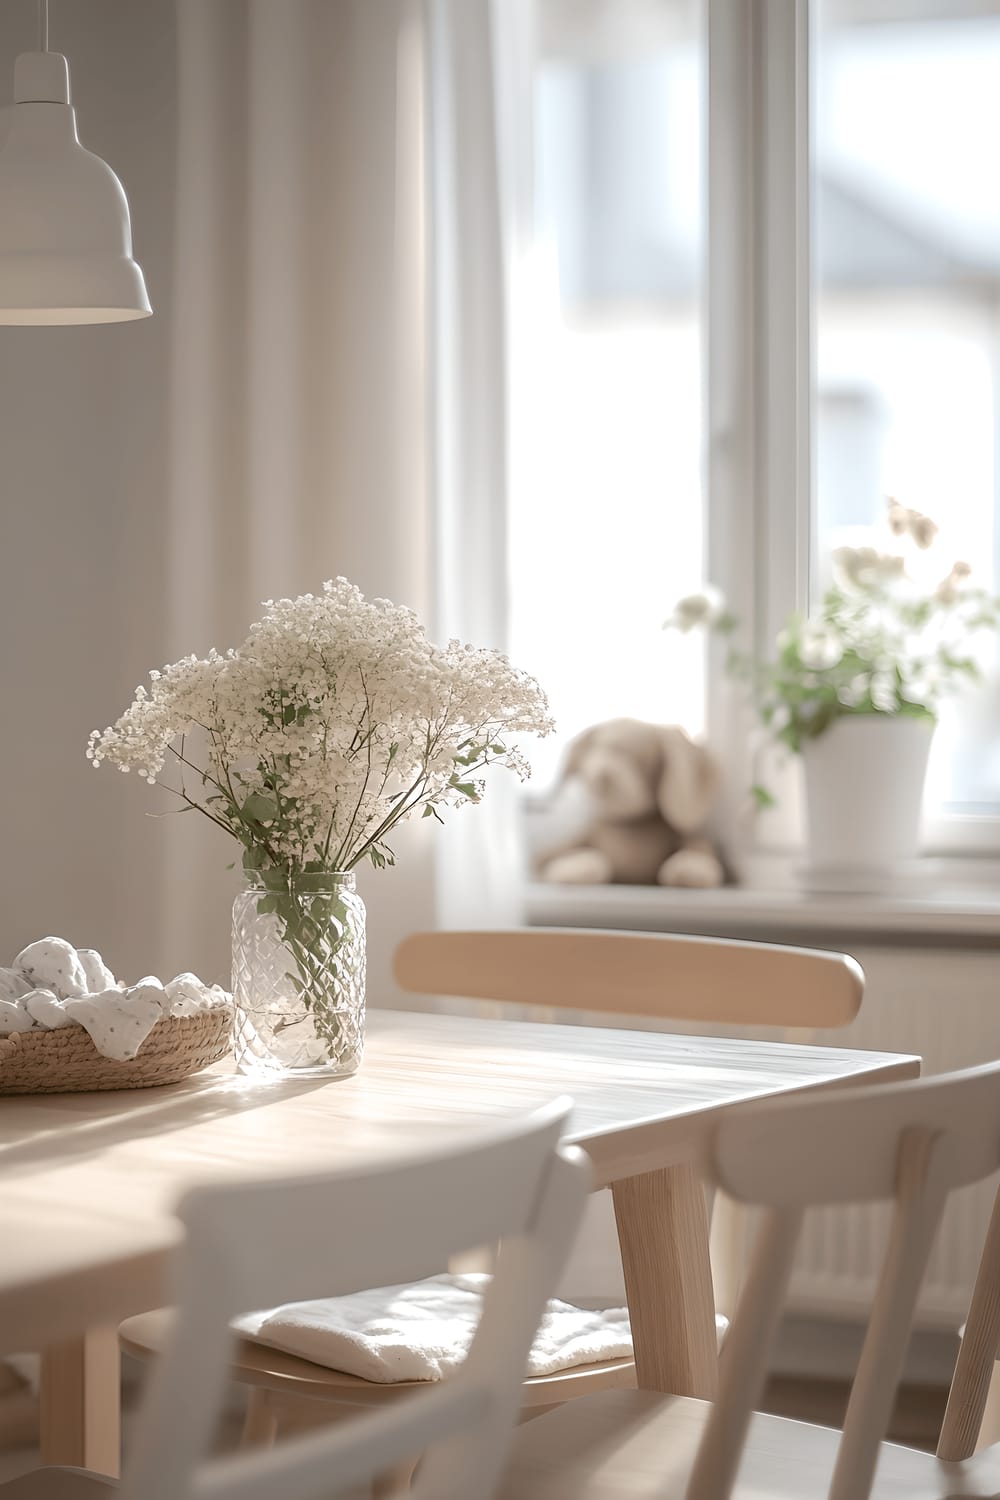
[
  {"x1": 5, "y1": 1097, "x2": 589, "y2": 1500},
  {"x1": 394, "y1": 926, "x2": 863, "y2": 1323},
  {"x1": 120, "y1": 927, "x2": 863, "y2": 1442},
  {"x1": 951, "y1": 1191, "x2": 1000, "y2": 1455},
  {"x1": 494, "y1": 1060, "x2": 1000, "y2": 1500},
  {"x1": 393, "y1": 927, "x2": 863, "y2": 1030}
]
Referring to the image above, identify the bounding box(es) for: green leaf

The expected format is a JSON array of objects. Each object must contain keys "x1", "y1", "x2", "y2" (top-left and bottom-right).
[
  {"x1": 751, "y1": 784, "x2": 776, "y2": 811},
  {"x1": 241, "y1": 793, "x2": 280, "y2": 825}
]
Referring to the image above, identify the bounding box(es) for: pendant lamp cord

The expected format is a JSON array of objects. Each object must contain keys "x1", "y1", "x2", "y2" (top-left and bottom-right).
[{"x1": 37, "y1": 0, "x2": 48, "y2": 51}]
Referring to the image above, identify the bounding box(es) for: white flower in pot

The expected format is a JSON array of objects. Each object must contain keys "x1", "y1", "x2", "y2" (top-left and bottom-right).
[{"x1": 666, "y1": 500, "x2": 1000, "y2": 892}]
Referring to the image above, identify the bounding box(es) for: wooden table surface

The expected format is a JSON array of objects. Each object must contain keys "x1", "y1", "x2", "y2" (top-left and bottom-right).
[{"x1": 0, "y1": 1007, "x2": 919, "y2": 1472}]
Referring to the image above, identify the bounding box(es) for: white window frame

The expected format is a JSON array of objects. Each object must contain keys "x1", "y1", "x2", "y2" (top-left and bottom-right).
[
  {"x1": 707, "y1": 0, "x2": 1000, "y2": 868},
  {"x1": 515, "y1": 0, "x2": 1000, "y2": 885},
  {"x1": 706, "y1": 0, "x2": 812, "y2": 863}
]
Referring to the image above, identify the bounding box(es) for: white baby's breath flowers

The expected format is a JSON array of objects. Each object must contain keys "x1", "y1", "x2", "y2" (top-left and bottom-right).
[{"x1": 88, "y1": 578, "x2": 554, "y2": 875}]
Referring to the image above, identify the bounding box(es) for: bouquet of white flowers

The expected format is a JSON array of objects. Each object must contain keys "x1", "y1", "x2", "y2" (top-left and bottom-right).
[
  {"x1": 89, "y1": 577, "x2": 552, "y2": 870},
  {"x1": 89, "y1": 579, "x2": 553, "y2": 1074}
]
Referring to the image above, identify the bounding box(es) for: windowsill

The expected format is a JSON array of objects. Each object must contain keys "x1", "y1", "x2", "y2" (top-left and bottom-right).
[{"x1": 524, "y1": 870, "x2": 1000, "y2": 947}]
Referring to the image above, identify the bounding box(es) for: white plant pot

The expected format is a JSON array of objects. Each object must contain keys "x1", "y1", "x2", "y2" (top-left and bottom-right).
[{"x1": 800, "y1": 715, "x2": 934, "y2": 894}]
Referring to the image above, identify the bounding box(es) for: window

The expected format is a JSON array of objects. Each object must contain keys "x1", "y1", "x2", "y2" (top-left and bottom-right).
[
  {"x1": 507, "y1": 0, "x2": 1000, "y2": 854},
  {"x1": 814, "y1": 0, "x2": 1000, "y2": 834},
  {"x1": 507, "y1": 0, "x2": 706, "y2": 786}
]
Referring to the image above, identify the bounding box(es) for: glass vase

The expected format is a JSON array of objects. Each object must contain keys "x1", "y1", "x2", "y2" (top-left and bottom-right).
[{"x1": 232, "y1": 872, "x2": 365, "y2": 1079}]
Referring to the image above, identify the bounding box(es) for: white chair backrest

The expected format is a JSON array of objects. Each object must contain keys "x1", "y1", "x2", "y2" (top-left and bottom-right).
[
  {"x1": 393, "y1": 928, "x2": 863, "y2": 1029},
  {"x1": 121, "y1": 1097, "x2": 590, "y2": 1500},
  {"x1": 684, "y1": 1061, "x2": 1000, "y2": 1500}
]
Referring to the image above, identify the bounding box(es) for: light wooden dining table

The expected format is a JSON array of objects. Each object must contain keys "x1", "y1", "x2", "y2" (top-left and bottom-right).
[{"x1": 0, "y1": 1006, "x2": 919, "y2": 1476}]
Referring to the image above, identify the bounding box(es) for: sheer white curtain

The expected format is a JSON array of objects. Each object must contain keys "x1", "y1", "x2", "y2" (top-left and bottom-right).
[
  {"x1": 163, "y1": 0, "x2": 526, "y2": 993},
  {"x1": 0, "y1": 0, "x2": 536, "y2": 999},
  {"x1": 427, "y1": 0, "x2": 536, "y2": 934},
  {"x1": 163, "y1": 0, "x2": 436, "y2": 1003}
]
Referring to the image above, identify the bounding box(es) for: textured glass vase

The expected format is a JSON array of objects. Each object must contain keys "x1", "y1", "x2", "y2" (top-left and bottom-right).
[{"x1": 232, "y1": 872, "x2": 365, "y2": 1079}]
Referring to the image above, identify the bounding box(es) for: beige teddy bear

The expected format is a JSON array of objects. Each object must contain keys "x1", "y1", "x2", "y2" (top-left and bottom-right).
[{"x1": 534, "y1": 718, "x2": 725, "y2": 888}]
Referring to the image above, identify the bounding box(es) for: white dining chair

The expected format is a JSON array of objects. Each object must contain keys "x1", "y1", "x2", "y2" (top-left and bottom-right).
[
  {"x1": 121, "y1": 925, "x2": 863, "y2": 1443},
  {"x1": 3, "y1": 1096, "x2": 590, "y2": 1500},
  {"x1": 494, "y1": 1059, "x2": 1000, "y2": 1500}
]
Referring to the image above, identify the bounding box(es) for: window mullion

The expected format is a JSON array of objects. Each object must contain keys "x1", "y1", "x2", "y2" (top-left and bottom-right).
[
  {"x1": 755, "y1": 0, "x2": 812, "y2": 644},
  {"x1": 707, "y1": 0, "x2": 811, "y2": 862}
]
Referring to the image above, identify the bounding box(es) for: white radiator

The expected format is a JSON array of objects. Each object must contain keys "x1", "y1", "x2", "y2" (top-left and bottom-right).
[{"x1": 788, "y1": 945, "x2": 999, "y2": 1328}]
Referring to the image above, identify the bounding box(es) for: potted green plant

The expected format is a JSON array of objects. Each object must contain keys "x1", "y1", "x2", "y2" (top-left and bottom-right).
[{"x1": 666, "y1": 501, "x2": 1000, "y2": 891}]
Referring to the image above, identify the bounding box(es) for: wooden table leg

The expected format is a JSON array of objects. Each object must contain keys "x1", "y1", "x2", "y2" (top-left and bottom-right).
[
  {"x1": 612, "y1": 1163, "x2": 719, "y2": 1400},
  {"x1": 40, "y1": 1327, "x2": 121, "y2": 1477},
  {"x1": 0, "y1": 1360, "x2": 38, "y2": 1449}
]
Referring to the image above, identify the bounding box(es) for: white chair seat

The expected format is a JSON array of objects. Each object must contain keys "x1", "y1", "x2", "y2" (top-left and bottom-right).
[
  {"x1": 119, "y1": 1307, "x2": 639, "y2": 1410},
  {"x1": 497, "y1": 1387, "x2": 1000, "y2": 1500}
]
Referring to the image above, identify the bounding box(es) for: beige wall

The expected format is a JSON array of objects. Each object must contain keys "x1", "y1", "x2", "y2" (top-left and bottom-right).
[
  {"x1": 0, "y1": 0, "x2": 436, "y2": 1000},
  {"x1": 0, "y1": 1, "x2": 178, "y2": 983}
]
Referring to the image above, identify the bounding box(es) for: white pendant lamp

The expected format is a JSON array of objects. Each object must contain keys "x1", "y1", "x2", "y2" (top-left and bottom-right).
[{"x1": 0, "y1": 0, "x2": 151, "y2": 324}]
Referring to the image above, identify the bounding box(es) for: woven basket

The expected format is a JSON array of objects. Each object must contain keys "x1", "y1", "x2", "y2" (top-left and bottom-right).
[{"x1": 0, "y1": 1007, "x2": 233, "y2": 1094}]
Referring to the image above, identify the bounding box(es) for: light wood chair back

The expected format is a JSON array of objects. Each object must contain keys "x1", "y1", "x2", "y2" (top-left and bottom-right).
[
  {"x1": 393, "y1": 927, "x2": 864, "y2": 1030},
  {"x1": 683, "y1": 1060, "x2": 1000, "y2": 1500},
  {"x1": 396, "y1": 926, "x2": 864, "y2": 1332},
  {"x1": 120, "y1": 1097, "x2": 590, "y2": 1500}
]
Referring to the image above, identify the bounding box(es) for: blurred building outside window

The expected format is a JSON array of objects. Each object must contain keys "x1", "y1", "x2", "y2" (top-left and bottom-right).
[{"x1": 507, "y1": 1, "x2": 705, "y2": 788}]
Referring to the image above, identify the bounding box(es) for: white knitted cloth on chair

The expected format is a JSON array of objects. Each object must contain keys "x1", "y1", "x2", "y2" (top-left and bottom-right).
[{"x1": 235, "y1": 1272, "x2": 631, "y2": 1383}]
